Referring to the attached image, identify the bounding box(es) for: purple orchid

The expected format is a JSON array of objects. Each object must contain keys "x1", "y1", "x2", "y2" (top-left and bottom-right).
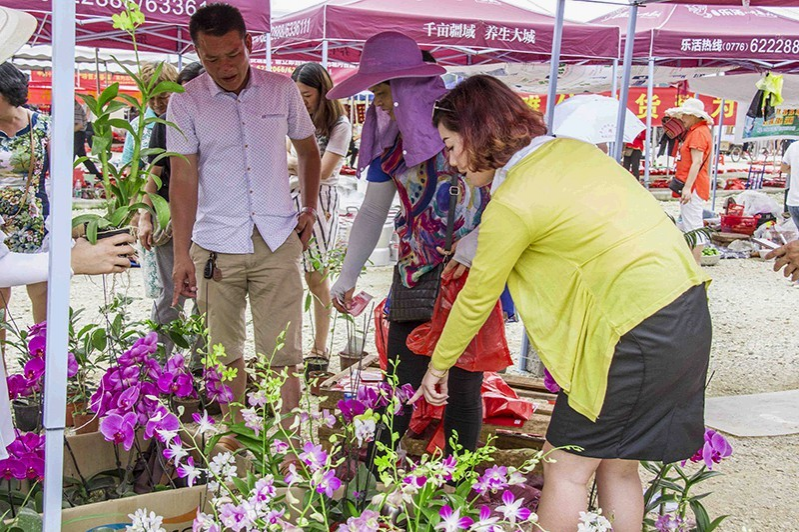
[
  {"x1": 218, "y1": 502, "x2": 255, "y2": 532},
  {"x1": 115, "y1": 385, "x2": 141, "y2": 412},
  {"x1": 23, "y1": 357, "x2": 45, "y2": 385},
  {"x1": 157, "y1": 372, "x2": 195, "y2": 397},
  {"x1": 67, "y1": 352, "x2": 79, "y2": 378},
  {"x1": 205, "y1": 378, "x2": 234, "y2": 404},
  {"x1": 314, "y1": 469, "x2": 342, "y2": 498},
  {"x1": 20, "y1": 452, "x2": 44, "y2": 480},
  {"x1": 144, "y1": 406, "x2": 180, "y2": 442},
  {"x1": 543, "y1": 368, "x2": 561, "y2": 394},
  {"x1": 436, "y1": 505, "x2": 474, "y2": 531},
  {"x1": 495, "y1": 490, "x2": 532, "y2": 524},
  {"x1": 337, "y1": 398, "x2": 366, "y2": 422},
  {"x1": 338, "y1": 510, "x2": 380, "y2": 532},
  {"x1": 177, "y1": 456, "x2": 201, "y2": 487},
  {"x1": 165, "y1": 353, "x2": 186, "y2": 373},
  {"x1": 27, "y1": 334, "x2": 46, "y2": 358},
  {"x1": 471, "y1": 505, "x2": 500, "y2": 531},
  {"x1": 27, "y1": 321, "x2": 46, "y2": 338},
  {"x1": 6, "y1": 374, "x2": 31, "y2": 400},
  {"x1": 299, "y1": 441, "x2": 327, "y2": 472},
  {"x1": 655, "y1": 514, "x2": 689, "y2": 531},
  {"x1": 0, "y1": 459, "x2": 26, "y2": 480},
  {"x1": 99, "y1": 412, "x2": 138, "y2": 451},
  {"x1": 128, "y1": 331, "x2": 159, "y2": 360},
  {"x1": 688, "y1": 429, "x2": 733, "y2": 469}
]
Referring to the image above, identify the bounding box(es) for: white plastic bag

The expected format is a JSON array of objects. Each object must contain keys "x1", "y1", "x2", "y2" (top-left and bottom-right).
[{"x1": 735, "y1": 190, "x2": 781, "y2": 218}]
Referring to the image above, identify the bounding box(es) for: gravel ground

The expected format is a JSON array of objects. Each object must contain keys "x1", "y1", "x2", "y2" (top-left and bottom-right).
[{"x1": 4, "y1": 208, "x2": 799, "y2": 530}]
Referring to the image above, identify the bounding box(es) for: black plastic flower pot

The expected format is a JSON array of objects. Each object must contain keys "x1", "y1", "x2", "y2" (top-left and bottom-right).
[{"x1": 12, "y1": 400, "x2": 41, "y2": 432}]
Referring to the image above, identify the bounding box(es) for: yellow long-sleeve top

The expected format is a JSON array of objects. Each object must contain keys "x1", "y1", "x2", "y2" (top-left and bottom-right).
[{"x1": 431, "y1": 138, "x2": 710, "y2": 421}]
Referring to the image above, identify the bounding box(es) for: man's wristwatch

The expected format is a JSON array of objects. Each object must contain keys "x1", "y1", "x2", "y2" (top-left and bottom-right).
[{"x1": 300, "y1": 207, "x2": 317, "y2": 217}]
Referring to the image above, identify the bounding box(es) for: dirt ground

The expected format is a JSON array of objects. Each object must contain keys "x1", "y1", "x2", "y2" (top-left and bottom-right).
[{"x1": 4, "y1": 240, "x2": 799, "y2": 530}]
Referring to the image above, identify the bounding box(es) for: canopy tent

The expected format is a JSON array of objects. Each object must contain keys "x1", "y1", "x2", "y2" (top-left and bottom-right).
[
  {"x1": 0, "y1": 0, "x2": 270, "y2": 54},
  {"x1": 592, "y1": 5, "x2": 799, "y2": 68},
  {"x1": 638, "y1": 0, "x2": 799, "y2": 6},
  {"x1": 266, "y1": 0, "x2": 620, "y2": 66},
  {"x1": 689, "y1": 73, "x2": 799, "y2": 106}
]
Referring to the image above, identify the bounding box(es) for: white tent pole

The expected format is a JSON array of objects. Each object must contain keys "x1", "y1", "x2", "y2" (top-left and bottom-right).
[
  {"x1": 177, "y1": 27, "x2": 183, "y2": 70},
  {"x1": 545, "y1": 0, "x2": 566, "y2": 133},
  {"x1": 712, "y1": 98, "x2": 725, "y2": 211},
  {"x1": 610, "y1": 58, "x2": 619, "y2": 155},
  {"x1": 42, "y1": 0, "x2": 75, "y2": 529},
  {"x1": 94, "y1": 48, "x2": 101, "y2": 94},
  {"x1": 644, "y1": 56, "x2": 654, "y2": 186},
  {"x1": 322, "y1": 38, "x2": 329, "y2": 69},
  {"x1": 266, "y1": 33, "x2": 272, "y2": 71},
  {"x1": 614, "y1": 2, "x2": 638, "y2": 161}
]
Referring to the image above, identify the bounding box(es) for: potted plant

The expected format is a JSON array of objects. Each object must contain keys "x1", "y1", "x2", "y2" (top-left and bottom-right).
[{"x1": 71, "y1": 1, "x2": 181, "y2": 243}]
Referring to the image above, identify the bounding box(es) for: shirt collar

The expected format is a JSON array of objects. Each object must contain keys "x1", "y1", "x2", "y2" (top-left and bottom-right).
[
  {"x1": 491, "y1": 135, "x2": 555, "y2": 193},
  {"x1": 206, "y1": 66, "x2": 255, "y2": 97}
]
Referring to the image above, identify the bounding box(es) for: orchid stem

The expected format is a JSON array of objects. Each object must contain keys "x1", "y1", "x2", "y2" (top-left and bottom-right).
[{"x1": 7, "y1": 479, "x2": 15, "y2": 518}]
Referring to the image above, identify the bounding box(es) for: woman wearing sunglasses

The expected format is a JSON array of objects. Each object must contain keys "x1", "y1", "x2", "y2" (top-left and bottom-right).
[{"x1": 421, "y1": 75, "x2": 711, "y2": 531}]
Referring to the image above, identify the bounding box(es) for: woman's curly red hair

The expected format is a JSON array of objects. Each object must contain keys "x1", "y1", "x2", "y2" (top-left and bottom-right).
[{"x1": 433, "y1": 75, "x2": 546, "y2": 171}]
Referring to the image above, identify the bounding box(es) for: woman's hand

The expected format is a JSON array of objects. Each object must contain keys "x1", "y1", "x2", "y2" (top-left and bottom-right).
[
  {"x1": 409, "y1": 366, "x2": 449, "y2": 406},
  {"x1": 680, "y1": 188, "x2": 692, "y2": 205},
  {"x1": 331, "y1": 286, "x2": 356, "y2": 314},
  {"x1": 437, "y1": 243, "x2": 468, "y2": 280}
]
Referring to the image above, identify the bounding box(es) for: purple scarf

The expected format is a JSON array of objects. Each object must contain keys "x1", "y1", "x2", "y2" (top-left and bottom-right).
[{"x1": 356, "y1": 76, "x2": 448, "y2": 176}]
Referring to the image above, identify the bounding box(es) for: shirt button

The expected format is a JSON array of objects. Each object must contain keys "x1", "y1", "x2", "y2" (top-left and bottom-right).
[
  {"x1": 402, "y1": 150, "x2": 408, "y2": 155},
  {"x1": 245, "y1": 144, "x2": 249, "y2": 148},
  {"x1": 249, "y1": 190, "x2": 253, "y2": 194},
  {"x1": 252, "y1": 212, "x2": 256, "y2": 215},
  {"x1": 247, "y1": 167, "x2": 251, "y2": 171},
  {"x1": 393, "y1": 102, "x2": 399, "y2": 107}
]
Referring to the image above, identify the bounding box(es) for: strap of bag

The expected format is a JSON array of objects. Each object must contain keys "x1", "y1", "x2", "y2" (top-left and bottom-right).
[{"x1": 443, "y1": 172, "x2": 458, "y2": 257}]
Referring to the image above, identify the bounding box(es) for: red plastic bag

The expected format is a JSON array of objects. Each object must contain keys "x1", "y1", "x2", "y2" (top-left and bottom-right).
[
  {"x1": 406, "y1": 270, "x2": 513, "y2": 373},
  {"x1": 374, "y1": 299, "x2": 390, "y2": 372},
  {"x1": 408, "y1": 373, "x2": 535, "y2": 453}
]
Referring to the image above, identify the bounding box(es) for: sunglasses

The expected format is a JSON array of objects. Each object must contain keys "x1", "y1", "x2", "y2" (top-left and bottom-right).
[{"x1": 431, "y1": 99, "x2": 455, "y2": 121}]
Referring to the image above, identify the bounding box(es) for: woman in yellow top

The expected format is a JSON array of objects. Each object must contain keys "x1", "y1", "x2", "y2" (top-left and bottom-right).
[{"x1": 415, "y1": 76, "x2": 712, "y2": 531}]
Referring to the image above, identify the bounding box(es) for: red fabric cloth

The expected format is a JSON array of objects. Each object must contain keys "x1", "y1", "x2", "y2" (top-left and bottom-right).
[
  {"x1": 408, "y1": 373, "x2": 535, "y2": 453},
  {"x1": 625, "y1": 130, "x2": 646, "y2": 151}
]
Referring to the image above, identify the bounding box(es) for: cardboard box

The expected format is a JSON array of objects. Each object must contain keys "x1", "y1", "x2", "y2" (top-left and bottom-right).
[
  {"x1": 61, "y1": 485, "x2": 207, "y2": 532},
  {"x1": 61, "y1": 432, "x2": 207, "y2": 532}
]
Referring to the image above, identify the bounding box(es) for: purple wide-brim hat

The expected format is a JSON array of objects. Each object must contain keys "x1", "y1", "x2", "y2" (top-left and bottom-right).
[{"x1": 327, "y1": 31, "x2": 446, "y2": 99}]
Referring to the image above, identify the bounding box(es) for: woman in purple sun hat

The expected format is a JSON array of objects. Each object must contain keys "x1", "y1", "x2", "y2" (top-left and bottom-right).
[{"x1": 329, "y1": 31, "x2": 509, "y2": 460}]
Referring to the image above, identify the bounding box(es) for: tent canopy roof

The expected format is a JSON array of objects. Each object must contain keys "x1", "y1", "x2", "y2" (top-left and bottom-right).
[
  {"x1": 1, "y1": 1, "x2": 270, "y2": 54},
  {"x1": 639, "y1": 0, "x2": 799, "y2": 6},
  {"x1": 593, "y1": 5, "x2": 799, "y2": 66},
  {"x1": 269, "y1": 0, "x2": 620, "y2": 65}
]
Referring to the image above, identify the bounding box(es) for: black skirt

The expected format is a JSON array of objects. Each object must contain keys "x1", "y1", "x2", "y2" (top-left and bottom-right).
[{"x1": 546, "y1": 283, "x2": 712, "y2": 464}]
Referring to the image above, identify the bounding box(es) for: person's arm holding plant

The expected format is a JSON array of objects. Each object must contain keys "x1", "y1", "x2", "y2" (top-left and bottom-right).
[{"x1": 0, "y1": 233, "x2": 136, "y2": 287}]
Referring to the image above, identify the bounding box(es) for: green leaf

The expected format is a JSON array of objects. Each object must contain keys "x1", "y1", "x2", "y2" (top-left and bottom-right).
[
  {"x1": 168, "y1": 330, "x2": 190, "y2": 350},
  {"x1": 72, "y1": 213, "x2": 100, "y2": 228},
  {"x1": 690, "y1": 499, "x2": 711, "y2": 531},
  {"x1": 78, "y1": 93, "x2": 98, "y2": 111},
  {"x1": 14, "y1": 508, "x2": 42, "y2": 532},
  {"x1": 107, "y1": 118, "x2": 137, "y2": 138},
  {"x1": 108, "y1": 207, "x2": 130, "y2": 228},
  {"x1": 86, "y1": 220, "x2": 99, "y2": 244},
  {"x1": 706, "y1": 515, "x2": 729, "y2": 531},
  {"x1": 150, "y1": 80, "x2": 184, "y2": 98},
  {"x1": 98, "y1": 83, "x2": 120, "y2": 108},
  {"x1": 91, "y1": 328, "x2": 107, "y2": 351},
  {"x1": 117, "y1": 93, "x2": 141, "y2": 109},
  {"x1": 149, "y1": 193, "x2": 171, "y2": 230}
]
